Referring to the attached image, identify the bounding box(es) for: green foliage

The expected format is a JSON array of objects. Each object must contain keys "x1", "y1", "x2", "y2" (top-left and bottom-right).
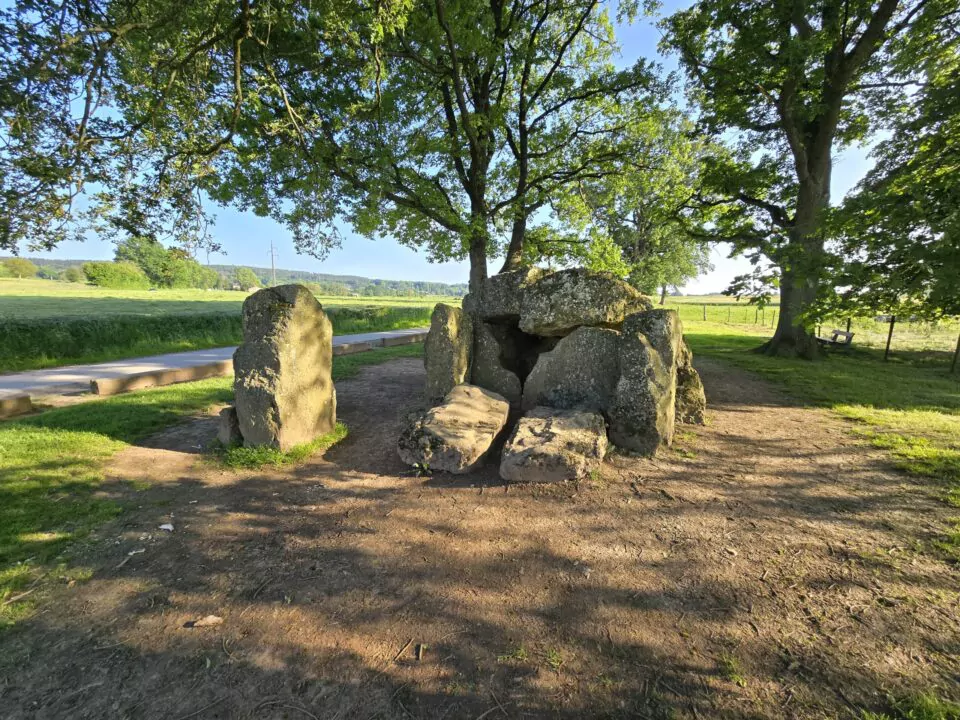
[
  {"x1": 862, "y1": 693, "x2": 960, "y2": 720},
  {"x1": 81, "y1": 261, "x2": 150, "y2": 289},
  {"x1": 60, "y1": 266, "x2": 85, "y2": 283},
  {"x1": 828, "y1": 33, "x2": 960, "y2": 321},
  {"x1": 1, "y1": 257, "x2": 38, "y2": 278},
  {"x1": 217, "y1": 422, "x2": 348, "y2": 469},
  {"x1": 233, "y1": 267, "x2": 260, "y2": 289},
  {"x1": 114, "y1": 237, "x2": 219, "y2": 289}
]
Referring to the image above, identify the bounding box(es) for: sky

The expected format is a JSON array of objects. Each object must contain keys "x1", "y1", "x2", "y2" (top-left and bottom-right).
[{"x1": 30, "y1": 1, "x2": 878, "y2": 294}]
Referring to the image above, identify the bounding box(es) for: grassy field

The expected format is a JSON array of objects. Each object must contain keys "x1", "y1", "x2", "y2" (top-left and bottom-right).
[
  {"x1": 0, "y1": 278, "x2": 456, "y2": 318},
  {"x1": 0, "y1": 343, "x2": 424, "y2": 628},
  {"x1": 0, "y1": 278, "x2": 451, "y2": 372}
]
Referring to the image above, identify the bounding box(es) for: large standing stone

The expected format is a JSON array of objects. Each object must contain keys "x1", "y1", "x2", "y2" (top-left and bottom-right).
[
  {"x1": 398, "y1": 385, "x2": 510, "y2": 473},
  {"x1": 471, "y1": 322, "x2": 522, "y2": 405},
  {"x1": 607, "y1": 312, "x2": 680, "y2": 454},
  {"x1": 424, "y1": 303, "x2": 472, "y2": 404},
  {"x1": 519, "y1": 268, "x2": 653, "y2": 337},
  {"x1": 676, "y1": 341, "x2": 706, "y2": 424},
  {"x1": 521, "y1": 327, "x2": 620, "y2": 411},
  {"x1": 500, "y1": 407, "x2": 608, "y2": 483},
  {"x1": 233, "y1": 284, "x2": 336, "y2": 450}
]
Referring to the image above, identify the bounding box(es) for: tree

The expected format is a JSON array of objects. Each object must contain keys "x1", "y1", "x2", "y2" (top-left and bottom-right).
[
  {"x1": 82, "y1": 261, "x2": 150, "y2": 289},
  {"x1": 0, "y1": 0, "x2": 670, "y2": 294},
  {"x1": 661, "y1": 0, "x2": 952, "y2": 357},
  {"x1": 115, "y1": 236, "x2": 218, "y2": 288},
  {"x1": 234, "y1": 267, "x2": 260, "y2": 289},
  {"x1": 61, "y1": 266, "x2": 85, "y2": 283},
  {"x1": 1, "y1": 257, "x2": 38, "y2": 278},
  {"x1": 827, "y1": 24, "x2": 959, "y2": 324}
]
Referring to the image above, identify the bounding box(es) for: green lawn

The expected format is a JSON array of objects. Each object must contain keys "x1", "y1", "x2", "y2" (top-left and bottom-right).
[{"x1": 0, "y1": 343, "x2": 423, "y2": 628}]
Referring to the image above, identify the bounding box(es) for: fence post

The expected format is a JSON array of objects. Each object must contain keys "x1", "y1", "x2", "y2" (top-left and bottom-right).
[
  {"x1": 771, "y1": 310, "x2": 777, "y2": 328},
  {"x1": 884, "y1": 315, "x2": 896, "y2": 361},
  {"x1": 702, "y1": 304, "x2": 707, "y2": 321},
  {"x1": 846, "y1": 318, "x2": 852, "y2": 334},
  {"x1": 754, "y1": 307, "x2": 758, "y2": 324},
  {"x1": 952, "y1": 330, "x2": 960, "y2": 374},
  {"x1": 727, "y1": 307, "x2": 731, "y2": 323}
]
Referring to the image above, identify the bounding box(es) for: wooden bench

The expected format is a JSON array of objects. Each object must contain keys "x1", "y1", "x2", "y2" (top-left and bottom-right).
[{"x1": 817, "y1": 329, "x2": 855, "y2": 348}]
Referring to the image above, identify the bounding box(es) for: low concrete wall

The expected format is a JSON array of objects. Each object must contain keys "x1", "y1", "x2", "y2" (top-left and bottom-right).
[
  {"x1": 382, "y1": 332, "x2": 428, "y2": 347},
  {"x1": 91, "y1": 360, "x2": 233, "y2": 396},
  {"x1": 333, "y1": 341, "x2": 376, "y2": 356},
  {"x1": 0, "y1": 394, "x2": 33, "y2": 419}
]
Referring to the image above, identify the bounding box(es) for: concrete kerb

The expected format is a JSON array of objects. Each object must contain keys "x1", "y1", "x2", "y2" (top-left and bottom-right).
[
  {"x1": 0, "y1": 394, "x2": 33, "y2": 419},
  {"x1": 89, "y1": 337, "x2": 426, "y2": 396}
]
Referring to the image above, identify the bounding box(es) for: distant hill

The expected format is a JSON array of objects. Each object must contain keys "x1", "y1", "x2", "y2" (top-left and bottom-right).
[{"x1": 18, "y1": 258, "x2": 468, "y2": 297}]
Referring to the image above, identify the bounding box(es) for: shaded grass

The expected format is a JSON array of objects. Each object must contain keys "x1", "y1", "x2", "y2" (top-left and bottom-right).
[
  {"x1": 862, "y1": 692, "x2": 960, "y2": 720},
  {"x1": 0, "y1": 343, "x2": 423, "y2": 627},
  {"x1": 217, "y1": 422, "x2": 349, "y2": 469}
]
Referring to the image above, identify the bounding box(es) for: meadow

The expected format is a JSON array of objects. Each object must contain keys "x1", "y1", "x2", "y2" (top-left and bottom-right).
[{"x1": 0, "y1": 278, "x2": 453, "y2": 371}]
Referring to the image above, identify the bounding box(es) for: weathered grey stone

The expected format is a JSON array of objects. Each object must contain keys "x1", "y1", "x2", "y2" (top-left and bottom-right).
[
  {"x1": 398, "y1": 384, "x2": 510, "y2": 473},
  {"x1": 474, "y1": 267, "x2": 546, "y2": 320},
  {"x1": 233, "y1": 284, "x2": 336, "y2": 450},
  {"x1": 676, "y1": 341, "x2": 706, "y2": 424},
  {"x1": 217, "y1": 406, "x2": 243, "y2": 446},
  {"x1": 625, "y1": 309, "x2": 683, "y2": 370},
  {"x1": 471, "y1": 322, "x2": 522, "y2": 405},
  {"x1": 519, "y1": 268, "x2": 653, "y2": 336},
  {"x1": 424, "y1": 303, "x2": 472, "y2": 404},
  {"x1": 521, "y1": 327, "x2": 620, "y2": 411},
  {"x1": 500, "y1": 407, "x2": 607, "y2": 483},
  {"x1": 607, "y1": 328, "x2": 676, "y2": 454}
]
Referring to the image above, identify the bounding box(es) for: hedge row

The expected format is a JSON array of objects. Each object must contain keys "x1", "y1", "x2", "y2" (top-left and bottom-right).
[{"x1": 0, "y1": 305, "x2": 434, "y2": 372}]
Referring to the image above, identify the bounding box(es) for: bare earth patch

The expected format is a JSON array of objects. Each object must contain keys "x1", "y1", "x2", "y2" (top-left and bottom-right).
[{"x1": 1, "y1": 358, "x2": 957, "y2": 719}]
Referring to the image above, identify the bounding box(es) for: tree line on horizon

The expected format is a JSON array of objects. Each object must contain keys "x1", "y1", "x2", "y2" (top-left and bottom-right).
[{"x1": 0, "y1": 0, "x2": 955, "y2": 357}]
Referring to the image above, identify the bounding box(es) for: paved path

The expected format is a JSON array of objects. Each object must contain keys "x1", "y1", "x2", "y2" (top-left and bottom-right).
[{"x1": 0, "y1": 328, "x2": 428, "y2": 398}]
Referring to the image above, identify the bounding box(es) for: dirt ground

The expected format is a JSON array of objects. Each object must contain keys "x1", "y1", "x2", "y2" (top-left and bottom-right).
[{"x1": 1, "y1": 357, "x2": 958, "y2": 719}]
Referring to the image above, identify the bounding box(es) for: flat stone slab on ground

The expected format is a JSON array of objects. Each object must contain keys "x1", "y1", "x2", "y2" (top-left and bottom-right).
[
  {"x1": 398, "y1": 384, "x2": 509, "y2": 473},
  {"x1": 500, "y1": 406, "x2": 608, "y2": 483}
]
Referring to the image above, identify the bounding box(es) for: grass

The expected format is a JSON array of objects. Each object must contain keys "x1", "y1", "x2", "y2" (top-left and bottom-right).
[
  {"x1": 717, "y1": 653, "x2": 748, "y2": 687},
  {"x1": 683, "y1": 320, "x2": 960, "y2": 556},
  {"x1": 0, "y1": 343, "x2": 423, "y2": 628},
  {"x1": 862, "y1": 693, "x2": 960, "y2": 720},
  {"x1": 0, "y1": 277, "x2": 441, "y2": 371},
  {"x1": 216, "y1": 422, "x2": 349, "y2": 469}
]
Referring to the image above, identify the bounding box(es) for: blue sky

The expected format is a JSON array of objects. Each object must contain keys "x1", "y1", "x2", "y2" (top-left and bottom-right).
[{"x1": 33, "y1": 1, "x2": 877, "y2": 293}]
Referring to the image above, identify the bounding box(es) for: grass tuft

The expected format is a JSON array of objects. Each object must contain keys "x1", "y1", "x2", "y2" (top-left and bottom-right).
[{"x1": 216, "y1": 422, "x2": 348, "y2": 469}]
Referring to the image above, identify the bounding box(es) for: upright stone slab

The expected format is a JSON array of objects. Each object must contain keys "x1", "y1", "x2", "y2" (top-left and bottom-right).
[
  {"x1": 519, "y1": 268, "x2": 653, "y2": 337},
  {"x1": 233, "y1": 284, "x2": 336, "y2": 450},
  {"x1": 607, "y1": 310, "x2": 680, "y2": 454},
  {"x1": 424, "y1": 303, "x2": 472, "y2": 404},
  {"x1": 676, "y1": 341, "x2": 706, "y2": 424},
  {"x1": 398, "y1": 384, "x2": 510, "y2": 473},
  {"x1": 500, "y1": 407, "x2": 608, "y2": 483},
  {"x1": 472, "y1": 322, "x2": 523, "y2": 405},
  {"x1": 521, "y1": 327, "x2": 620, "y2": 411}
]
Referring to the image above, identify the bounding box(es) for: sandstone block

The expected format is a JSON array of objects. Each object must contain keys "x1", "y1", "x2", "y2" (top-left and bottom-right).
[
  {"x1": 398, "y1": 384, "x2": 509, "y2": 473},
  {"x1": 233, "y1": 284, "x2": 336, "y2": 450},
  {"x1": 499, "y1": 407, "x2": 607, "y2": 483},
  {"x1": 521, "y1": 327, "x2": 620, "y2": 411},
  {"x1": 519, "y1": 268, "x2": 653, "y2": 336},
  {"x1": 471, "y1": 322, "x2": 522, "y2": 405},
  {"x1": 424, "y1": 304, "x2": 472, "y2": 404}
]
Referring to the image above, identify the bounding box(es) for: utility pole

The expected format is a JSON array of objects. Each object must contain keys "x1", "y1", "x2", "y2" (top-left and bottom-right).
[{"x1": 269, "y1": 239, "x2": 278, "y2": 287}]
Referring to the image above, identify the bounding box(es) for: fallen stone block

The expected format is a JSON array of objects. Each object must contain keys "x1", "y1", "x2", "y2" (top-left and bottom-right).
[
  {"x1": 500, "y1": 407, "x2": 607, "y2": 483},
  {"x1": 398, "y1": 384, "x2": 509, "y2": 473},
  {"x1": 234, "y1": 284, "x2": 336, "y2": 450}
]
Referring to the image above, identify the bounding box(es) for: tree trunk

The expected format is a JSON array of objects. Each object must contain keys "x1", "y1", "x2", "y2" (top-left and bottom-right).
[
  {"x1": 499, "y1": 214, "x2": 525, "y2": 273},
  {"x1": 660, "y1": 285, "x2": 667, "y2": 305},
  {"x1": 760, "y1": 170, "x2": 829, "y2": 359}
]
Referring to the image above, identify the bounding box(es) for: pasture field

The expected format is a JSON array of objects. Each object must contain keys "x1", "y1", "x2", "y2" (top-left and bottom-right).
[{"x1": 0, "y1": 277, "x2": 456, "y2": 319}]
